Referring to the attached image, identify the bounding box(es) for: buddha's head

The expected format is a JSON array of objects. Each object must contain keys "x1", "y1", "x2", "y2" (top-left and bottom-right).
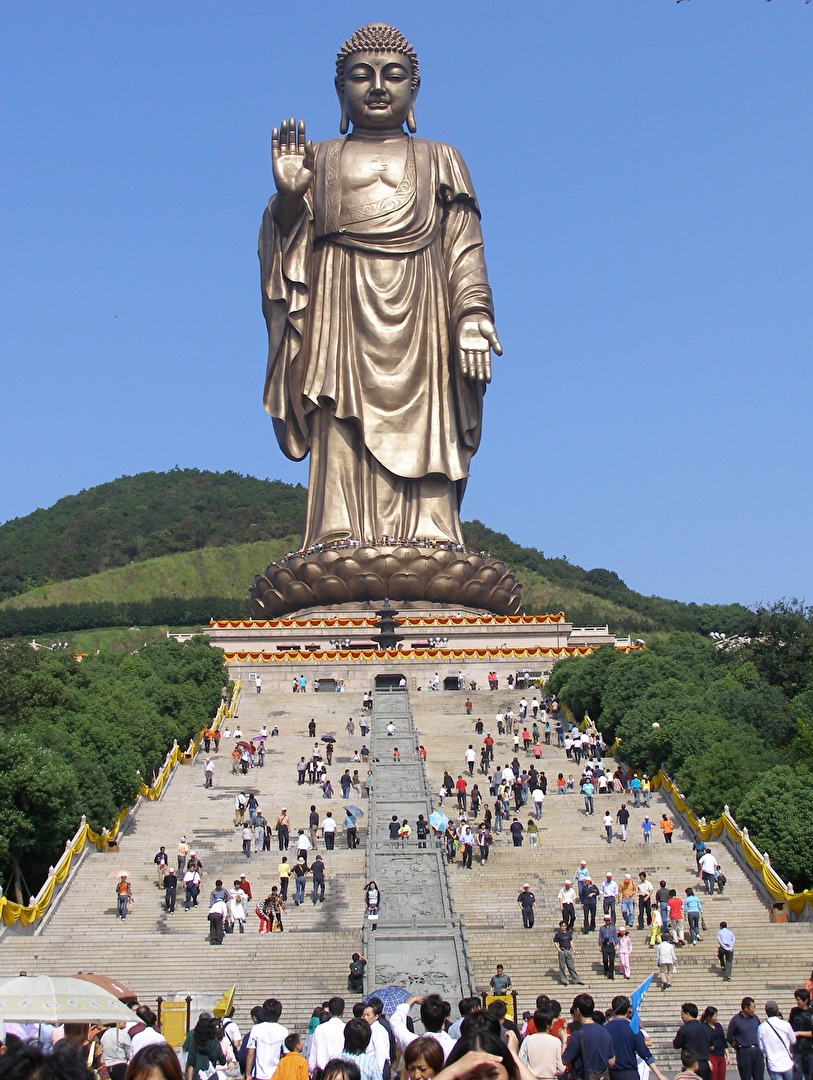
[{"x1": 335, "y1": 24, "x2": 420, "y2": 135}]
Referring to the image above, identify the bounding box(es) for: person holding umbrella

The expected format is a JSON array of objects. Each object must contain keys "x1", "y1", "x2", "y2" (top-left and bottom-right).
[
  {"x1": 429, "y1": 810, "x2": 448, "y2": 850},
  {"x1": 345, "y1": 805, "x2": 364, "y2": 849}
]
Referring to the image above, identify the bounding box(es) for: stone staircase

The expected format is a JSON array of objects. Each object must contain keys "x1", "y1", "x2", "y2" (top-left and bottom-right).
[
  {"x1": 408, "y1": 689, "x2": 813, "y2": 1070},
  {"x1": 2, "y1": 678, "x2": 811, "y2": 1072},
  {"x1": 0, "y1": 687, "x2": 375, "y2": 1031}
]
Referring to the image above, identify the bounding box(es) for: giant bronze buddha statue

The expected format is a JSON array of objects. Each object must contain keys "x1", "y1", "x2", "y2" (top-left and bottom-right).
[{"x1": 252, "y1": 24, "x2": 520, "y2": 617}]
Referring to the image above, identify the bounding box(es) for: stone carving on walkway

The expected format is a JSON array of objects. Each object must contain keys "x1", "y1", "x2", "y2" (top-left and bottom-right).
[{"x1": 363, "y1": 690, "x2": 474, "y2": 1000}]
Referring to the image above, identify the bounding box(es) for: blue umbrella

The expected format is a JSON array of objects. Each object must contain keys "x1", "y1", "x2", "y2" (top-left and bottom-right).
[
  {"x1": 364, "y1": 986, "x2": 411, "y2": 1015},
  {"x1": 344, "y1": 805, "x2": 365, "y2": 819},
  {"x1": 429, "y1": 810, "x2": 448, "y2": 833}
]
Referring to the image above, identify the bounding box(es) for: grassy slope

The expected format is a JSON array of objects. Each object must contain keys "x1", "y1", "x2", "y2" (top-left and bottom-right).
[
  {"x1": 0, "y1": 470, "x2": 752, "y2": 635},
  {"x1": 2, "y1": 539, "x2": 648, "y2": 628},
  {"x1": 0, "y1": 538, "x2": 298, "y2": 610}
]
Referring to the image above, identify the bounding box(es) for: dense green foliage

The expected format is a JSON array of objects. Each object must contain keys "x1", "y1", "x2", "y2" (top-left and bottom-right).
[
  {"x1": 547, "y1": 602, "x2": 813, "y2": 887},
  {"x1": 0, "y1": 469, "x2": 307, "y2": 601},
  {"x1": 0, "y1": 470, "x2": 750, "y2": 636},
  {"x1": 0, "y1": 596, "x2": 248, "y2": 638},
  {"x1": 0, "y1": 638, "x2": 228, "y2": 899}
]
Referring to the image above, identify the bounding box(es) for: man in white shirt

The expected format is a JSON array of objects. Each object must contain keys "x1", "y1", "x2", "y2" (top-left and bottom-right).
[
  {"x1": 389, "y1": 995, "x2": 456, "y2": 1059},
  {"x1": 464, "y1": 746, "x2": 476, "y2": 776},
  {"x1": 129, "y1": 1007, "x2": 167, "y2": 1056},
  {"x1": 600, "y1": 872, "x2": 619, "y2": 924},
  {"x1": 323, "y1": 812, "x2": 337, "y2": 851},
  {"x1": 100, "y1": 1022, "x2": 132, "y2": 1077},
  {"x1": 296, "y1": 830, "x2": 312, "y2": 859},
  {"x1": 557, "y1": 880, "x2": 577, "y2": 931},
  {"x1": 361, "y1": 999, "x2": 391, "y2": 1075},
  {"x1": 308, "y1": 997, "x2": 347, "y2": 1073},
  {"x1": 758, "y1": 1000, "x2": 796, "y2": 1080},
  {"x1": 532, "y1": 787, "x2": 545, "y2": 819},
  {"x1": 247, "y1": 998, "x2": 290, "y2": 1080},
  {"x1": 637, "y1": 872, "x2": 655, "y2": 929},
  {"x1": 222, "y1": 1013, "x2": 242, "y2": 1062},
  {"x1": 699, "y1": 850, "x2": 718, "y2": 894}
]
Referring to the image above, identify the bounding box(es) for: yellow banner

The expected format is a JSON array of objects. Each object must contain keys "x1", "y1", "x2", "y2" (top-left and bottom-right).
[{"x1": 651, "y1": 770, "x2": 812, "y2": 914}]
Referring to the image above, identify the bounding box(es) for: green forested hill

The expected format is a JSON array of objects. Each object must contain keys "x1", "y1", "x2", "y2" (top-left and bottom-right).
[
  {"x1": 0, "y1": 470, "x2": 750, "y2": 636},
  {"x1": 0, "y1": 469, "x2": 307, "y2": 601}
]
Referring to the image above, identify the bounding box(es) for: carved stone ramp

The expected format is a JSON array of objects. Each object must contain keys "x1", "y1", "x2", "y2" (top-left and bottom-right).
[{"x1": 364, "y1": 690, "x2": 474, "y2": 1001}]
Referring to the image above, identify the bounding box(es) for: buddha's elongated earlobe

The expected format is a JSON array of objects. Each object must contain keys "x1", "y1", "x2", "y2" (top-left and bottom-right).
[
  {"x1": 335, "y1": 77, "x2": 349, "y2": 134},
  {"x1": 406, "y1": 105, "x2": 417, "y2": 133}
]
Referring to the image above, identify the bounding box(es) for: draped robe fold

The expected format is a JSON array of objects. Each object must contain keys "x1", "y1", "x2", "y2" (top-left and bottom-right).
[{"x1": 260, "y1": 135, "x2": 494, "y2": 548}]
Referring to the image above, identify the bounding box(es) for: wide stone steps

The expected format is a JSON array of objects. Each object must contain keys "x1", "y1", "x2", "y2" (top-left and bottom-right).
[
  {"x1": 4, "y1": 676, "x2": 811, "y2": 1069},
  {"x1": 408, "y1": 689, "x2": 813, "y2": 1068},
  {"x1": 0, "y1": 687, "x2": 378, "y2": 1030}
]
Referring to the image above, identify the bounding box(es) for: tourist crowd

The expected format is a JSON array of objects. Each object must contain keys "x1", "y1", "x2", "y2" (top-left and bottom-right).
[{"x1": 4, "y1": 982, "x2": 812, "y2": 1080}]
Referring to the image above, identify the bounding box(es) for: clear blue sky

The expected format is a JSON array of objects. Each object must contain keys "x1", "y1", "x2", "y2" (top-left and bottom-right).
[{"x1": 2, "y1": 2, "x2": 810, "y2": 608}]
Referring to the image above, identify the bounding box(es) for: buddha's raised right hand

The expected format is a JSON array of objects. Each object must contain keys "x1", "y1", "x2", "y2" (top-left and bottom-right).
[{"x1": 272, "y1": 118, "x2": 315, "y2": 199}]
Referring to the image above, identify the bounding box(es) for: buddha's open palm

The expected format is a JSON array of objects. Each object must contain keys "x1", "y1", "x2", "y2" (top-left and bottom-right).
[
  {"x1": 272, "y1": 118, "x2": 315, "y2": 198},
  {"x1": 457, "y1": 316, "x2": 503, "y2": 383}
]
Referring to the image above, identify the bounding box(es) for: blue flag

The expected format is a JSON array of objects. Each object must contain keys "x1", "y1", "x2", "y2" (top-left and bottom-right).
[{"x1": 629, "y1": 973, "x2": 654, "y2": 1033}]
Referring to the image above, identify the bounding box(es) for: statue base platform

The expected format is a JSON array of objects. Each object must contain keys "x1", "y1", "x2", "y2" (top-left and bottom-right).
[
  {"x1": 249, "y1": 544, "x2": 522, "y2": 618},
  {"x1": 204, "y1": 607, "x2": 628, "y2": 694}
]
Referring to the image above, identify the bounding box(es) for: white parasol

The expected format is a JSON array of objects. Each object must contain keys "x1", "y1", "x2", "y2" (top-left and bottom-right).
[{"x1": 0, "y1": 974, "x2": 138, "y2": 1023}]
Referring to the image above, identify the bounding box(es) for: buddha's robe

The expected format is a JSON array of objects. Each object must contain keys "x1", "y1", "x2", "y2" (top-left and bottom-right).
[{"x1": 260, "y1": 134, "x2": 494, "y2": 547}]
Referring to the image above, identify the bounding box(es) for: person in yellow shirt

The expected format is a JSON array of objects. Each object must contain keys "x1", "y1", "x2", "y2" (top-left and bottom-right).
[
  {"x1": 272, "y1": 1034, "x2": 308, "y2": 1080},
  {"x1": 278, "y1": 857, "x2": 291, "y2": 901}
]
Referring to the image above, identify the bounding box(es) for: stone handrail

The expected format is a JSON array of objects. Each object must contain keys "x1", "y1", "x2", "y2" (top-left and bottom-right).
[{"x1": 0, "y1": 682, "x2": 241, "y2": 927}]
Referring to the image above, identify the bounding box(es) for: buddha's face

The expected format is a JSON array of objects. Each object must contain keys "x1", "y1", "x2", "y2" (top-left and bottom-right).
[{"x1": 339, "y1": 50, "x2": 416, "y2": 131}]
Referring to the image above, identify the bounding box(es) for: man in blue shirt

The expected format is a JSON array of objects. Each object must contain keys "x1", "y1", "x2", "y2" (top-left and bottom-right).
[
  {"x1": 607, "y1": 996, "x2": 669, "y2": 1080},
  {"x1": 563, "y1": 993, "x2": 616, "y2": 1078},
  {"x1": 598, "y1": 915, "x2": 620, "y2": 980},
  {"x1": 727, "y1": 998, "x2": 763, "y2": 1080},
  {"x1": 582, "y1": 878, "x2": 600, "y2": 934},
  {"x1": 629, "y1": 775, "x2": 643, "y2": 806},
  {"x1": 717, "y1": 921, "x2": 736, "y2": 982}
]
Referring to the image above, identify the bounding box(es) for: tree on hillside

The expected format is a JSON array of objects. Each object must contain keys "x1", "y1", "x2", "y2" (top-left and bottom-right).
[
  {"x1": 0, "y1": 638, "x2": 228, "y2": 894},
  {"x1": 0, "y1": 470, "x2": 307, "y2": 600},
  {"x1": 549, "y1": 626, "x2": 811, "y2": 890},
  {"x1": 0, "y1": 735, "x2": 82, "y2": 901},
  {"x1": 737, "y1": 765, "x2": 813, "y2": 891},
  {"x1": 546, "y1": 646, "x2": 621, "y2": 724},
  {"x1": 788, "y1": 690, "x2": 813, "y2": 761},
  {"x1": 739, "y1": 599, "x2": 813, "y2": 699}
]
